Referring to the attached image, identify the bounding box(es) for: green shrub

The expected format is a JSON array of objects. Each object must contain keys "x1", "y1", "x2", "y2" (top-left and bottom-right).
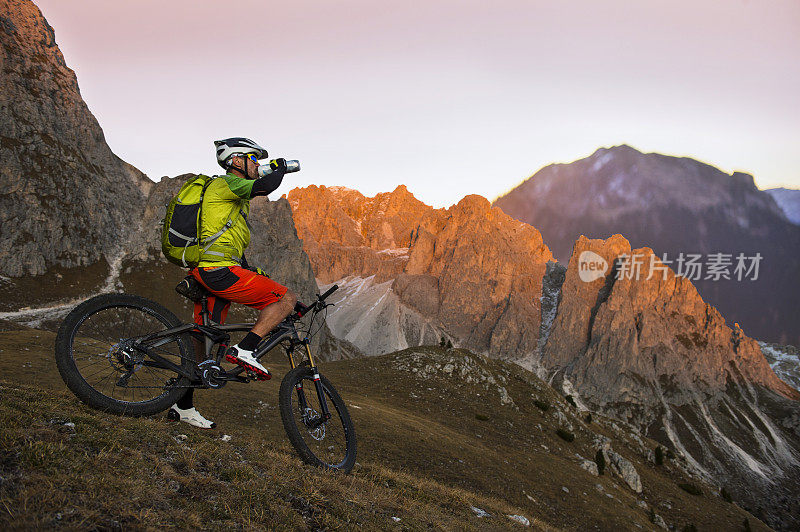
[
  {"x1": 439, "y1": 337, "x2": 446, "y2": 347},
  {"x1": 475, "y1": 413, "x2": 490, "y2": 421},
  {"x1": 648, "y1": 508, "x2": 656, "y2": 523},
  {"x1": 743, "y1": 518, "x2": 752, "y2": 532},
  {"x1": 446, "y1": 339, "x2": 453, "y2": 349},
  {"x1": 533, "y1": 399, "x2": 550, "y2": 412},
  {"x1": 585, "y1": 413, "x2": 593, "y2": 423},
  {"x1": 683, "y1": 525, "x2": 697, "y2": 532},
  {"x1": 655, "y1": 446, "x2": 664, "y2": 466},
  {"x1": 595, "y1": 449, "x2": 606, "y2": 475},
  {"x1": 721, "y1": 486, "x2": 733, "y2": 503},
  {"x1": 678, "y1": 483, "x2": 703, "y2": 496},
  {"x1": 565, "y1": 395, "x2": 577, "y2": 408},
  {"x1": 555, "y1": 429, "x2": 575, "y2": 442}
]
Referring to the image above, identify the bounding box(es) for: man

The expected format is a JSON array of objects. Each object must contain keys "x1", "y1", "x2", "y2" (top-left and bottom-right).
[{"x1": 168, "y1": 137, "x2": 297, "y2": 429}]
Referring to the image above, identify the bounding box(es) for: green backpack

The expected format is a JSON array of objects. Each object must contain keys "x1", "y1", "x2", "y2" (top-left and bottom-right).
[{"x1": 161, "y1": 175, "x2": 215, "y2": 268}]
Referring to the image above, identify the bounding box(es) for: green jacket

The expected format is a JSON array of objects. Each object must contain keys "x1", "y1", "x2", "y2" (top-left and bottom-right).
[{"x1": 198, "y1": 173, "x2": 255, "y2": 267}]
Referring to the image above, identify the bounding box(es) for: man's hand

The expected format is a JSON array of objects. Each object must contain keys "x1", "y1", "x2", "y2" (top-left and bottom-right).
[
  {"x1": 247, "y1": 266, "x2": 269, "y2": 278},
  {"x1": 269, "y1": 158, "x2": 287, "y2": 173}
]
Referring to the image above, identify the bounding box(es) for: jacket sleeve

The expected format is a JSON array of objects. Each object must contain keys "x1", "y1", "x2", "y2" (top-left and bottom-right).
[{"x1": 250, "y1": 171, "x2": 285, "y2": 197}]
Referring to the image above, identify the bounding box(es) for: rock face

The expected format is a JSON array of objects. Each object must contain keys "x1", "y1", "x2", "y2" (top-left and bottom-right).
[
  {"x1": 287, "y1": 186, "x2": 553, "y2": 359},
  {"x1": 539, "y1": 234, "x2": 800, "y2": 529},
  {"x1": 400, "y1": 195, "x2": 552, "y2": 359},
  {"x1": 0, "y1": 0, "x2": 151, "y2": 276},
  {"x1": 286, "y1": 184, "x2": 434, "y2": 283},
  {"x1": 493, "y1": 145, "x2": 800, "y2": 346}
]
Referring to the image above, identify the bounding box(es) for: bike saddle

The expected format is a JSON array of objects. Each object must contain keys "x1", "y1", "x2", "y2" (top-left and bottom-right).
[{"x1": 175, "y1": 275, "x2": 209, "y2": 302}]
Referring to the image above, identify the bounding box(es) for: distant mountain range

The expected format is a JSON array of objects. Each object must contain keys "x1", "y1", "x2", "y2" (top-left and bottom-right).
[{"x1": 493, "y1": 145, "x2": 800, "y2": 346}]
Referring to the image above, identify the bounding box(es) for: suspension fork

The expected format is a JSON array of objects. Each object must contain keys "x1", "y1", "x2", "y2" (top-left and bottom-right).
[{"x1": 295, "y1": 341, "x2": 331, "y2": 424}]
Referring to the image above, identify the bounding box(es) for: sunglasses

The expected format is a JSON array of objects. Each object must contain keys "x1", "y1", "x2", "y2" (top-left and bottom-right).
[{"x1": 241, "y1": 154, "x2": 259, "y2": 163}]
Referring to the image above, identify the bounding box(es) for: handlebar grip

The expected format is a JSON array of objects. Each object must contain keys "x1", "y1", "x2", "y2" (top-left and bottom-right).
[
  {"x1": 294, "y1": 301, "x2": 311, "y2": 317},
  {"x1": 319, "y1": 284, "x2": 338, "y2": 301}
]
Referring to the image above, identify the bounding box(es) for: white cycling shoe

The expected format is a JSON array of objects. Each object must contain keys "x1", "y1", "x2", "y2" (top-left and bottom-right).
[
  {"x1": 167, "y1": 405, "x2": 216, "y2": 429},
  {"x1": 226, "y1": 345, "x2": 271, "y2": 381}
]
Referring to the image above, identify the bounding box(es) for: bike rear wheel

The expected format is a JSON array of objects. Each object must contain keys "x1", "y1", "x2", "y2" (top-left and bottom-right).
[
  {"x1": 279, "y1": 366, "x2": 357, "y2": 473},
  {"x1": 55, "y1": 293, "x2": 193, "y2": 416}
]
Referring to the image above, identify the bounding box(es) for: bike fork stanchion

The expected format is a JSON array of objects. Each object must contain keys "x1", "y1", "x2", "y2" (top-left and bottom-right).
[
  {"x1": 310, "y1": 368, "x2": 332, "y2": 421},
  {"x1": 304, "y1": 341, "x2": 331, "y2": 420}
]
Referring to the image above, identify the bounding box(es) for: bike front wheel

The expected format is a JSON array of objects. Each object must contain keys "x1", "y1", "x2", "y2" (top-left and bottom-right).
[
  {"x1": 279, "y1": 366, "x2": 357, "y2": 473},
  {"x1": 55, "y1": 293, "x2": 193, "y2": 416}
]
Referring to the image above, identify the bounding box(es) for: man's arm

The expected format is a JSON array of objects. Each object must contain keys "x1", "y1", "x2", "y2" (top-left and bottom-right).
[{"x1": 250, "y1": 172, "x2": 284, "y2": 197}]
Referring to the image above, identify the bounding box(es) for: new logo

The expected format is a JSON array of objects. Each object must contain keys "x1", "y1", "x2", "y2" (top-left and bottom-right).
[{"x1": 578, "y1": 251, "x2": 608, "y2": 282}]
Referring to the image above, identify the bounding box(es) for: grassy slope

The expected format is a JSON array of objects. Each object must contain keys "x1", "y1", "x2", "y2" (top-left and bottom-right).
[{"x1": 0, "y1": 325, "x2": 769, "y2": 531}]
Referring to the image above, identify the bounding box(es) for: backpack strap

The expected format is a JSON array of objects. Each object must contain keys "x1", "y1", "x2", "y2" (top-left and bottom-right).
[{"x1": 200, "y1": 206, "x2": 245, "y2": 254}]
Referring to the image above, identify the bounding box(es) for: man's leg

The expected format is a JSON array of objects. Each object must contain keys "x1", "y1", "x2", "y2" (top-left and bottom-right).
[
  {"x1": 251, "y1": 289, "x2": 297, "y2": 337},
  {"x1": 197, "y1": 266, "x2": 296, "y2": 379}
]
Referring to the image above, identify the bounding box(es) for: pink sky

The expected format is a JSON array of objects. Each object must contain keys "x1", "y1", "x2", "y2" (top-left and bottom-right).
[{"x1": 36, "y1": 0, "x2": 800, "y2": 207}]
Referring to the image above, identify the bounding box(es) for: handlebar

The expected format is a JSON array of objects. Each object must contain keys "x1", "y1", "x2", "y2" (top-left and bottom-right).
[
  {"x1": 293, "y1": 284, "x2": 339, "y2": 319},
  {"x1": 320, "y1": 284, "x2": 338, "y2": 301}
]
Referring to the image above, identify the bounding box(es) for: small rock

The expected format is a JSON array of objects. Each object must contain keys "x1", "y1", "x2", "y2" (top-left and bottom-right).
[
  {"x1": 221, "y1": 435, "x2": 232, "y2": 442},
  {"x1": 636, "y1": 500, "x2": 647, "y2": 510},
  {"x1": 176, "y1": 434, "x2": 188, "y2": 441},
  {"x1": 507, "y1": 514, "x2": 530, "y2": 527},
  {"x1": 390, "y1": 516, "x2": 401, "y2": 522},
  {"x1": 580, "y1": 460, "x2": 599, "y2": 476},
  {"x1": 470, "y1": 506, "x2": 491, "y2": 517},
  {"x1": 595, "y1": 483, "x2": 604, "y2": 492},
  {"x1": 561, "y1": 486, "x2": 569, "y2": 493},
  {"x1": 652, "y1": 513, "x2": 668, "y2": 529},
  {"x1": 63, "y1": 422, "x2": 75, "y2": 429}
]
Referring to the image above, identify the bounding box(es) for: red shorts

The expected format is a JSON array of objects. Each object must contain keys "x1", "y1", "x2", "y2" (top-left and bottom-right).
[{"x1": 190, "y1": 266, "x2": 288, "y2": 325}]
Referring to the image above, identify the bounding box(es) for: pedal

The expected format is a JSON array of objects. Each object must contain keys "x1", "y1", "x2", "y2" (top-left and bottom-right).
[{"x1": 248, "y1": 370, "x2": 271, "y2": 381}]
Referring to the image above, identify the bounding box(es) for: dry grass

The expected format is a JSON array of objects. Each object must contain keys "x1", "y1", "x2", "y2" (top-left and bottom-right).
[{"x1": 0, "y1": 329, "x2": 772, "y2": 531}]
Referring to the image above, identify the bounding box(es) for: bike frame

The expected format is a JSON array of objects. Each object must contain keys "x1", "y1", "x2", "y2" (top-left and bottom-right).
[{"x1": 131, "y1": 295, "x2": 330, "y2": 423}]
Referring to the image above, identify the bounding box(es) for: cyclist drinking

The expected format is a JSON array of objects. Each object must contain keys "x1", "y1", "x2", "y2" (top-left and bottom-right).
[{"x1": 168, "y1": 137, "x2": 298, "y2": 428}]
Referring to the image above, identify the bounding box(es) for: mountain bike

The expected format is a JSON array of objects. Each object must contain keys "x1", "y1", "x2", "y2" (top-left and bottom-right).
[{"x1": 54, "y1": 280, "x2": 357, "y2": 473}]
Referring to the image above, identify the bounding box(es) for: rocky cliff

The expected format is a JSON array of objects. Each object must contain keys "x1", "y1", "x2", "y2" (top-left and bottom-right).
[
  {"x1": 0, "y1": 0, "x2": 151, "y2": 277},
  {"x1": 536, "y1": 234, "x2": 800, "y2": 530},
  {"x1": 287, "y1": 185, "x2": 552, "y2": 359},
  {"x1": 286, "y1": 184, "x2": 434, "y2": 283},
  {"x1": 493, "y1": 145, "x2": 800, "y2": 346}
]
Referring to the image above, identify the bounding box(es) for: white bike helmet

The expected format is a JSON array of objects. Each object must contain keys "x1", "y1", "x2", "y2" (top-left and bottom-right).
[{"x1": 214, "y1": 137, "x2": 268, "y2": 169}]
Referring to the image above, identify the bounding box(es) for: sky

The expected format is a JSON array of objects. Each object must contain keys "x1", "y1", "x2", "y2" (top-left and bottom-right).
[{"x1": 36, "y1": 0, "x2": 800, "y2": 208}]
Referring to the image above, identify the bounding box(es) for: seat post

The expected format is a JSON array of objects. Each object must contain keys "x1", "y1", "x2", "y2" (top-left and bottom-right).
[
  {"x1": 200, "y1": 295, "x2": 213, "y2": 359},
  {"x1": 200, "y1": 295, "x2": 210, "y2": 326}
]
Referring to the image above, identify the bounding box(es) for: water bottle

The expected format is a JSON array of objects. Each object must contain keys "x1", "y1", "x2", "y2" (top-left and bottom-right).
[{"x1": 258, "y1": 159, "x2": 300, "y2": 177}]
